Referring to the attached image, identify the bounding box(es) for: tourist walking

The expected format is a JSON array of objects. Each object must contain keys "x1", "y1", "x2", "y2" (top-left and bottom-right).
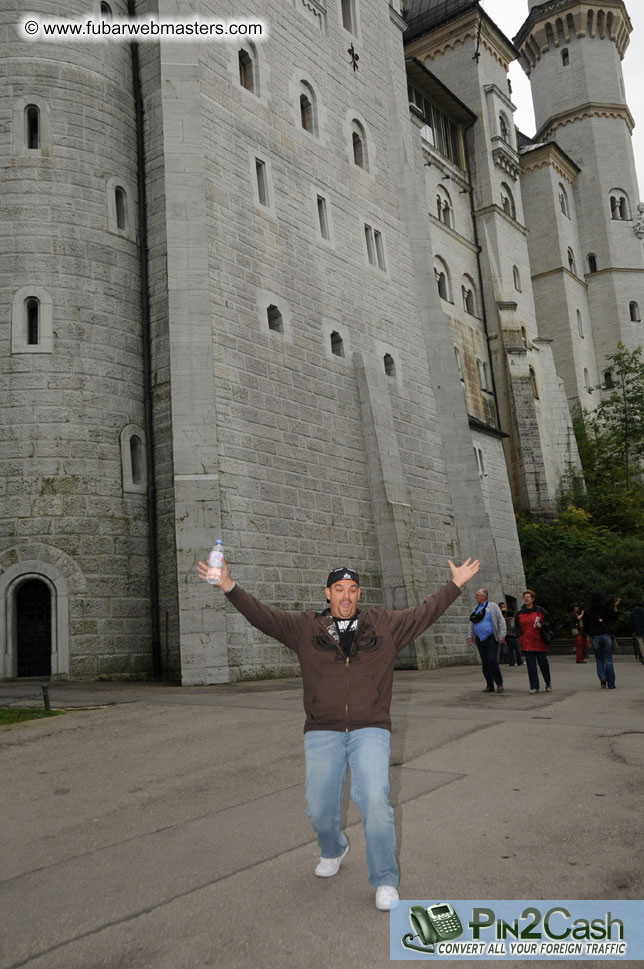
[
  {"x1": 571, "y1": 604, "x2": 586, "y2": 663},
  {"x1": 516, "y1": 589, "x2": 553, "y2": 693},
  {"x1": 467, "y1": 589, "x2": 506, "y2": 693},
  {"x1": 584, "y1": 592, "x2": 620, "y2": 688}
]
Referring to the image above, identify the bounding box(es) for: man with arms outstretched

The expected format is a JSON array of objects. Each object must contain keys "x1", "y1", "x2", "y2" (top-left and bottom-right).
[{"x1": 197, "y1": 554, "x2": 480, "y2": 910}]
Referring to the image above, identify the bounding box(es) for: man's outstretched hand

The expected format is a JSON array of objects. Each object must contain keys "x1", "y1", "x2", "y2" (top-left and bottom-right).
[{"x1": 448, "y1": 557, "x2": 481, "y2": 589}]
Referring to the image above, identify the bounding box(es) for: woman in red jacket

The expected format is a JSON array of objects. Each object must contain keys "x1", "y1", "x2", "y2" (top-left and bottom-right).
[{"x1": 517, "y1": 589, "x2": 552, "y2": 694}]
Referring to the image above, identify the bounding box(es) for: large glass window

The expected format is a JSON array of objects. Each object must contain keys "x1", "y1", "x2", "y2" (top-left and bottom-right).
[{"x1": 408, "y1": 85, "x2": 463, "y2": 169}]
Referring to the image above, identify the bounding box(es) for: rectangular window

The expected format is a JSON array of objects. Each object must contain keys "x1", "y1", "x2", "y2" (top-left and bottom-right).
[
  {"x1": 317, "y1": 195, "x2": 330, "y2": 240},
  {"x1": 255, "y1": 158, "x2": 268, "y2": 207},
  {"x1": 364, "y1": 224, "x2": 376, "y2": 265},
  {"x1": 341, "y1": 0, "x2": 356, "y2": 34},
  {"x1": 374, "y1": 230, "x2": 386, "y2": 270}
]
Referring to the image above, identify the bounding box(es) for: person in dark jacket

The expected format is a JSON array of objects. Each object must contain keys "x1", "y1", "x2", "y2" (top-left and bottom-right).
[
  {"x1": 500, "y1": 602, "x2": 522, "y2": 667},
  {"x1": 571, "y1": 604, "x2": 586, "y2": 663},
  {"x1": 516, "y1": 589, "x2": 553, "y2": 693},
  {"x1": 584, "y1": 592, "x2": 620, "y2": 688},
  {"x1": 197, "y1": 553, "x2": 480, "y2": 911},
  {"x1": 630, "y1": 604, "x2": 644, "y2": 663}
]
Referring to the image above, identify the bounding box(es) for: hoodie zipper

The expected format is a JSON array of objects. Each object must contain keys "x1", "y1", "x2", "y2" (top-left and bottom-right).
[{"x1": 316, "y1": 617, "x2": 354, "y2": 731}]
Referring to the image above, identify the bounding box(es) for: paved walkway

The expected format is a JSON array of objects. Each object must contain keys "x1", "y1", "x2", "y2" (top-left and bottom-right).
[{"x1": 1, "y1": 656, "x2": 643, "y2": 969}]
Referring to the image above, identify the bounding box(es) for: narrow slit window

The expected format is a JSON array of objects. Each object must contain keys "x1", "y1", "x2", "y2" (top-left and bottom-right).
[
  {"x1": 562, "y1": 48, "x2": 569, "y2": 66},
  {"x1": 351, "y1": 121, "x2": 368, "y2": 170},
  {"x1": 267, "y1": 305, "x2": 283, "y2": 332},
  {"x1": 584, "y1": 368, "x2": 590, "y2": 391},
  {"x1": 341, "y1": 0, "x2": 356, "y2": 34},
  {"x1": 317, "y1": 196, "x2": 330, "y2": 240},
  {"x1": 436, "y1": 272, "x2": 447, "y2": 300},
  {"x1": 530, "y1": 366, "x2": 539, "y2": 399},
  {"x1": 130, "y1": 435, "x2": 142, "y2": 485},
  {"x1": 115, "y1": 186, "x2": 126, "y2": 230},
  {"x1": 255, "y1": 159, "x2": 268, "y2": 207},
  {"x1": 577, "y1": 309, "x2": 584, "y2": 338},
  {"x1": 567, "y1": 248, "x2": 576, "y2": 275},
  {"x1": 513, "y1": 265, "x2": 521, "y2": 291},
  {"x1": 26, "y1": 297, "x2": 39, "y2": 345},
  {"x1": 630, "y1": 301, "x2": 641, "y2": 322},
  {"x1": 300, "y1": 94, "x2": 313, "y2": 131},
  {"x1": 588, "y1": 253, "x2": 598, "y2": 274},
  {"x1": 364, "y1": 224, "x2": 376, "y2": 265},
  {"x1": 239, "y1": 49, "x2": 254, "y2": 91},
  {"x1": 384, "y1": 353, "x2": 395, "y2": 376},
  {"x1": 26, "y1": 105, "x2": 39, "y2": 149},
  {"x1": 331, "y1": 331, "x2": 344, "y2": 357},
  {"x1": 374, "y1": 230, "x2": 386, "y2": 270},
  {"x1": 604, "y1": 370, "x2": 614, "y2": 389}
]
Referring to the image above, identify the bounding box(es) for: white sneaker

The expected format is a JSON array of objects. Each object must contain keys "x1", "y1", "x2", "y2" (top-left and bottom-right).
[
  {"x1": 376, "y1": 885, "x2": 399, "y2": 911},
  {"x1": 530, "y1": 689, "x2": 538, "y2": 694},
  {"x1": 315, "y1": 843, "x2": 349, "y2": 877}
]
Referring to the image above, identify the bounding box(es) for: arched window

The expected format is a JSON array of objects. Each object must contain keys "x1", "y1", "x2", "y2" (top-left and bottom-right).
[
  {"x1": 331, "y1": 330, "x2": 345, "y2": 357},
  {"x1": 299, "y1": 81, "x2": 318, "y2": 135},
  {"x1": 499, "y1": 112, "x2": 510, "y2": 144},
  {"x1": 120, "y1": 424, "x2": 147, "y2": 494},
  {"x1": 500, "y1": 183, "x2": 516, "y2": 220},
  {"x1": 267, "y1": 304, "x2": 283, "y2": 332},
  {"x1": 434, "y1": 257, "x2": 451, "y2": 301},
  {"x1": 100, "y1": 2, "x2": 112, "y2": 18},
  {"x1": 587, "y1": 253, "x2": 598, "y2": 274},
  {"x1": 26, "y1": 297, "x2": 39, "y2": 345},
  {"x1": 562, "y1": 47, "x2": 569, "y2": 65},
  {"x1": 25, "y1": 104, "x2": 39, "y2": 149},
  {"x1": 513, "y1": 265, "x2": 521, "y2": 292},
  {"x1": 436, "y1": 185, "x2": 453, "y2": 228},
  {"x1": 351, "y1": 120, "x2": 368, "y2": 170},
  {"x1": 521, "y1": 326, "x2": 529, "y2": 348},
  {"x1": 114, "y1": 186, "x2": 126, "y2": 230},
  {"x1": 384, "y1": 353, "x2": 395, "y2": 376},
  {"x1": 462, "y1": 275, "x2": 477, "y2": 316},
  {"x1": 530, "y1": 366, "x2": 539, "y2": 399},
  {"x1": 238, "y1": 47, "x2": 255, "y2": 91},
  {"x1": 610, "y1": 189, "x2": 630, "y2": 220},
  {"x1": 130, "y1": 435, "x2": 142, "y2": 486},
  {"x1": 567, "y1": 247, "x2": 576, "y2": 275},
  {"x1": 576, "y1": 309, "x2": 584, "y2": 338},
  {"x1": 559, "y1": 184, "x2": 570, "y2": 217},
  {"x1": 630, "y1": 301, "x2": 641, "y2": 322},
  {"x1": 603, "y1": 370, "x2": 614, "y2": 389}
]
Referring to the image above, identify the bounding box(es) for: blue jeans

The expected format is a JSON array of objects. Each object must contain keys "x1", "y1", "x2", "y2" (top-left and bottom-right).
[
  {"x1": 592, "y1": 634, "x2": 615, "y2": 687},
  {"x1": 303, "y1": 727, "x2": 398, "y2": 889}
]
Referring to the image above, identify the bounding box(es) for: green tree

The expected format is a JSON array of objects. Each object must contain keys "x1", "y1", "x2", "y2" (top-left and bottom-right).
[{"x1": 588, "y1": 342, "x2": 644, "y2": 490}]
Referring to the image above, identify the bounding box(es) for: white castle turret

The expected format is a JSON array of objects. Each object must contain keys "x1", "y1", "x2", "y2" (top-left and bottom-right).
[
  {"x1": 514, "y1": 1, "x2": 644, "y2": 398},
  {"x1": 0, "y1": 1, "x2": 152, "y2": 678}
]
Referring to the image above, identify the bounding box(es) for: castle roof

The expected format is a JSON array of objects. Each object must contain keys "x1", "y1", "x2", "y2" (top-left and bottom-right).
[{"x1": 403, "y1": 0, "x2": 481, "y2": 41}]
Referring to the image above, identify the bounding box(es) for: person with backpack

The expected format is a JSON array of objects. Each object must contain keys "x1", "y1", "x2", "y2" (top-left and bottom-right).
[
  {"x1": 516, "y1": 589, "x2": 554, "y2": 694},
  {"x1": 584, "y1": 592, "x2": 620, "y2": 688}
]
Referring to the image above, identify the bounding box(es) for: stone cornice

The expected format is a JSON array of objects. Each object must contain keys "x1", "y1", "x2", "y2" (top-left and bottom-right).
[
  {"x1": 515, "y1": 1, "x2": 632, "y2": 73},
  {"x1": 536, "y1": 101, "x2": 635, "y2": 140},
  {"x1": 519, "y1": 142, "x2": 580, "y2": 185},
  {"x1": 492, "y1": 141, "x2": 521, "y2": 181}
]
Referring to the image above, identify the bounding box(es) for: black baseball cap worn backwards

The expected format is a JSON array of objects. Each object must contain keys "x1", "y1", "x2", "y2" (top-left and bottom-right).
[{"x1": 326, "y1": 567, "x2": 360, "y2": 588}]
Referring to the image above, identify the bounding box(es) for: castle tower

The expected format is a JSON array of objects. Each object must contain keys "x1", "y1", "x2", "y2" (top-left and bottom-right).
[
  {"x1": 0, "y1": 1, "x2": 153, "y2": 678},
  {"x1": 514, "y1": 1, "x2": 644, "y2": 387},
  {"x1": 404, "y1": 1, "x2": 581, "y2": 515}
]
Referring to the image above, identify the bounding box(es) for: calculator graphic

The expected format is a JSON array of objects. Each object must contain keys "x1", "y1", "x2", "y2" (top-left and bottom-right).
[{"x1": 402, "y1": 901, "x2": 464, "y2": 953}]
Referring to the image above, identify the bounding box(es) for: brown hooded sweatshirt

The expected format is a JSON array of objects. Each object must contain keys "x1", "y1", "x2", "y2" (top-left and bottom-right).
[{"x1": 225, "y1": 581, "x2": 461, "y2": 733}]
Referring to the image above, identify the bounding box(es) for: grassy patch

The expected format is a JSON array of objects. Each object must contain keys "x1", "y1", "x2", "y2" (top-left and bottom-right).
[{"x1": 0, "y1": 707, "x2": 63, "y2": 726}]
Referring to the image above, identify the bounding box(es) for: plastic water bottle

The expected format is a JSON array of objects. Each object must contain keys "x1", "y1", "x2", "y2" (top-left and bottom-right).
[{"x1": 206, "y1": 540, "x2": 224, "y2": 585}]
